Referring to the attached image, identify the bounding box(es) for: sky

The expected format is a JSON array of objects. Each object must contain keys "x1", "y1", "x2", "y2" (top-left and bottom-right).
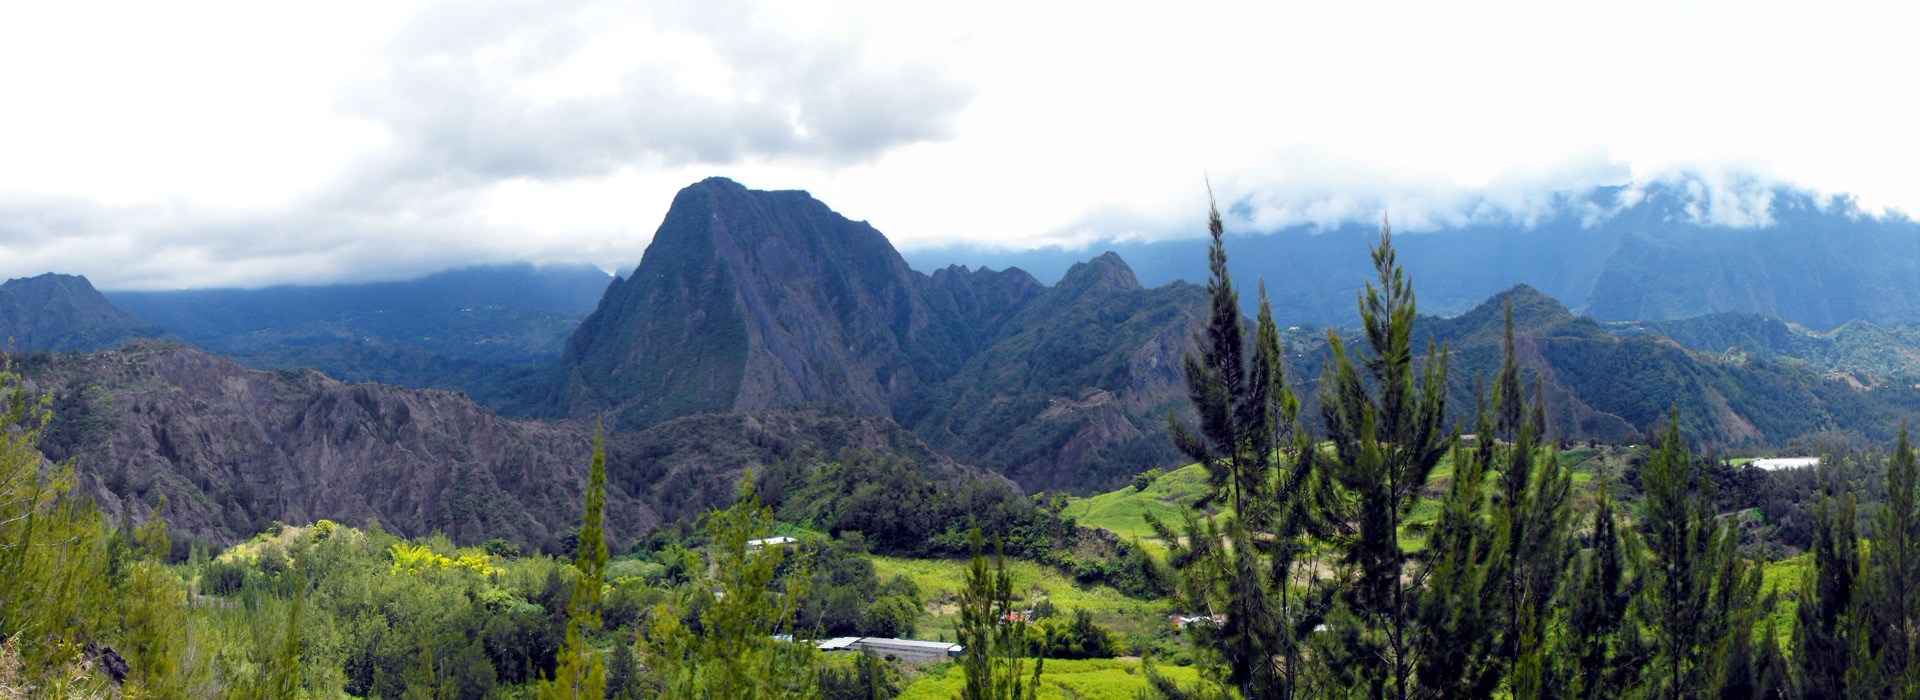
[{"x1": 2, "y1": 0, "x2": 1916, "y2": 289}]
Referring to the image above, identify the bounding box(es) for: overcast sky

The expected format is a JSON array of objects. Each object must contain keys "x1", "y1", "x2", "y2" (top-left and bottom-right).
[{"x1": 2, "y1": 0, "x2": 1915, "y2": 289}]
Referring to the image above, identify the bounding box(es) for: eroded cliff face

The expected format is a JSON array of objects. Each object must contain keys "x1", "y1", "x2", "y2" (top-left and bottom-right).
[
  {"x1": 26, "y1": 341, "x2": 641, "y2": 549},
  {"x1": 23, "y1": 341, "x2": 998, "y2": 548}
]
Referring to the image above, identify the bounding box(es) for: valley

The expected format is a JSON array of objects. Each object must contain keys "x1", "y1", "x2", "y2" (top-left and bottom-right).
[{"x1": 2, "y1": 178, "x2": 1917, "y2": 698}]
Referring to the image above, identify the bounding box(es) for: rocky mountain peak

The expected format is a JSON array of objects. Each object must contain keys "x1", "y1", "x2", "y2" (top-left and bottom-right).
[{"x1": 1055, "y1": 252, "x2": 1141, "y2": 295}]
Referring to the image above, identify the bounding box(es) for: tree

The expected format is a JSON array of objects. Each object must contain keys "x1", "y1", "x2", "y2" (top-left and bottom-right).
[
  {"x1": 1407, "y1": 385, "x2": 1499, "y2": 697},
  {"x1": 1485, "y1": 307, "x2": 1574, "y2": 693},
  {"x1": 1319, "y1": 218, "x2": 1454, "y2": 699},
  {"x1": 1554, "y1": 479, "x2": 1644, "y2": 699},
  {"x1": 1851, "y1": 424, "x2": 1920, "y2": 696},
  {"x1": 1152, "y1": 193, "x2": 1327, "y2": 699},
  {"x1": 1794, "y1": 451, "x2": 1858, "y2": 699},
  {"x1": 1636, "y1": 412, "x2": 1758, "y2": 698},
  {"x1": 541, "y1": 426, "x2": 610, "y2": 699},
  {"x1": 638, "y1": 473, "x2": 819, "y2": 697},
  {"x1": 956, "y1": 528, "x2": 1042, "y2": 700}
]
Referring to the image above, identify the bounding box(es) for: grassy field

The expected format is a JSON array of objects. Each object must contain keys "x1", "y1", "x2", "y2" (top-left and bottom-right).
[
  {"x1": 872, "y1": 556, "x2": 1169, "y2": 640},
  {"x1": 1059, "y1": 463, "x2": 1217, "y2": 544},
  {"x1": 898, "y1": 658, "x2": 1202, "y2": 699}
]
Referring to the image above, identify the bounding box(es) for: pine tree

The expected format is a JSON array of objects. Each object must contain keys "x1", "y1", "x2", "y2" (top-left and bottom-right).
[
  {"x1": 1319, "y1": 218, "x2": 1454, "y2": 699},
  {"x1": 956, "y1": 528, "x2": 1041, "y2": 700},
  {"x1": 1635, "y1": 412, "x2": 1758, "y2": 699},
  {"x1": 1408, "y1": 387, "x2": 1499, "y2": 696},
  {"x1": 1152, "y1": 192, "x2": 1327, "y2": 700},
  {"x1": 1485, "y1": 307, "x2": 1574, "y2": 693},
  {"x1": 637, "y1": 473, "x2": 818, "y2": 697},
  {"x1": 1555, "y1": 480, "x2": 1642, "y2": 699},
  {"x1": 542, "y1": 427, "x2": 610, "y2": 699},
  {"x1": 1852, "y1": 424, "x2": 1920, "y2": 697},
  {"x1": 1794, "y1": 452, "x2": 1858, "y2": 699}
]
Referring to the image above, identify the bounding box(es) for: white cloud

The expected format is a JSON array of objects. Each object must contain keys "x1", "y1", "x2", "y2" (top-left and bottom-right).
[{"x1": 1, "y1": 0, "x2": 1918, "y2": 287}]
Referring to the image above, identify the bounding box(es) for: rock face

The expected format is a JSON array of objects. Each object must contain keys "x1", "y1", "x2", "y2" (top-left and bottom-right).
[
  {"x1": 24, "y1": 341, "x2": 988, "y2": 548},
  {"x1": 551, "y1": 178, "x2": 1210, "y2": 492},
  {"x1": 0, "y1": 273, "x2": 163, "y2": 352},
  {"x1": 28, "y1": 341, "x2": 634, "y2": 549},
  {"x1": 552, "y1": 177, "x2": 984, "y2": 426}
]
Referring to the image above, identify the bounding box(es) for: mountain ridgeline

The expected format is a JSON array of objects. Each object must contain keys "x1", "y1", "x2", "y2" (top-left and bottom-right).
[
  {"x1": 551, "y1": 177, "x2": 1202, "y2": 491},
  {"x1": 910, "y1": 184, "x2": 1920, "y2": 331}
]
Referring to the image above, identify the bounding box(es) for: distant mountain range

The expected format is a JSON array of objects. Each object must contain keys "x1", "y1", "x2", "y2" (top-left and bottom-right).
[
  {"x1": 908, "y1": 184, "x2": 1920, "y2": 331},
  {"x1": 8, "y1": 177, "x2": 1920, "y2": 548}
]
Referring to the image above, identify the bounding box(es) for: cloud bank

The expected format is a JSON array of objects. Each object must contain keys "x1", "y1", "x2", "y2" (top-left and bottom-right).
[{"x1": 1, "y1": 1, "x2": 1916, "y2": 288}]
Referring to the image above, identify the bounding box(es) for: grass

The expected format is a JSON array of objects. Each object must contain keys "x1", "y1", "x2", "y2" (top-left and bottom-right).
[
  {"x1": 1060, "y1": 463, "x2": 1217, "y2": 545},
  {"x1": 872, "y1": 556, "x2": 1167, "y2": 639},
  {"x1": 1761, "y1": 552, "x2": 1811, "y2": 643},
  {"x1": 898, "y1": 658, "x2": 1202, "y2": 699}
]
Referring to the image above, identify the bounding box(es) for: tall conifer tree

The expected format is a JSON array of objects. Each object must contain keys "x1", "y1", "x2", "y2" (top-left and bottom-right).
[
  {"x1": 542, "y1": 427, "x2": 609, "y2": 699},
  {"x1": 1319, "y1": 218, "x2": 1454, "y2": 699},
  {"x1": 1853, "y1": 424, "x2": 1920, "y2": 696},
  {"x1": 1795, "y1": 452, "x2": 1858, "y2": 699},
  {"x1": 1153, "y1": 191, "x2": 1326, "y2": 700}
]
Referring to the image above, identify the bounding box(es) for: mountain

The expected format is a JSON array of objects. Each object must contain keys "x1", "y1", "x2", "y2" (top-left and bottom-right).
[
  {"x1": 901, "y1": 253, "x2": 1204, "y2": 491},
  {"x1": 1621, "y1": 312, "x2": 1920, "y2": 385},
  {"x1": 553, "y1": 178, "x2": 1205, "y2": 493},
  {"x1": 108, "y1": 263, "x2": 610, "y2": 365},
  {"x1": 551, "y1": 177, "x2": 996, "y2": 426},
  {"x1": 0, "y1": 273, "x2": 163, "y2": 352},
  {"x1": 103, "y1": 263, "x2": 611, "y2": 413},
  {"x1": 19, "y1": 340, "x2": 994, "y2": 550},
  {"x1": 1403, "y1": 285, "x2": 1920, "y2": 448},
  {"x1": 908, "y1": 183, "x2": 1920, "y2": 331}
]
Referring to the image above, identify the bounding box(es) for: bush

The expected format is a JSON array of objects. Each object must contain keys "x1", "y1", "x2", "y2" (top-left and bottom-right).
[
  {"x1": 1036, "y1": 609, "x2": 1119, "y2": 660},
  {"x1": 1131, "y1": 468, "x2": 1164, "y2": 492},
  {"x1": 200, "y1": 559, "x2": 249, "y2": 596}
]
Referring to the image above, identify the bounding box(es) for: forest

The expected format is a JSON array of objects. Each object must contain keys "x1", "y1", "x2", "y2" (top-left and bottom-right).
[{"x1": 3, "y1": 203, "x2": 1919, "y2": 699}]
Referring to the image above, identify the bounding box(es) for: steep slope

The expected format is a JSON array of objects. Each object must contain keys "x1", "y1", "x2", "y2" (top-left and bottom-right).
[
  {"x1": 904, "y1": 253, "x2": 1205, "y2": 491},
  {"x1": 551, "y1": 177, "x2": 1040, "y2": 428},
  {"x1": 21, "y1": 341, "x2": 992, "y2": 550},
  {"x1": 0, "y1": 273, "x2": 163, "y2": 352}
]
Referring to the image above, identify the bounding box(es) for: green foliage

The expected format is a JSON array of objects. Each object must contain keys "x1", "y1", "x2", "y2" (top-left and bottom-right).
[
  {"x1": 1131, "y1": 468, "x2": 1164, "y2": 493},
  {"x1": 818, "y1": 649, "x2": 904, "y2": 700},
  {"x1": 1794, "y1": 451, "x2": 1859, "y2": 698},
  {"x1": 1636, "y1": 413, "x2": 1763, "y2": 698},
  {"x1": 541, "y1": 426, "x2": 610, "y2": 699},
  {"x1": 1150, "y1": 196, "x2": 1330, "y2": 700},
  {"x1": 1852, "y1": 425, "x2": 1920, "y2": 695},
  {"x1": 956, "y1": 528, "x2": 1043, "y2": 700},
  {"x1": 637, "y1": 473, "x2": 820, "y2": 697},
  {"x1": 1034, "y1": 610, "x2": 1118, "y2": 660},
  {"x1": 1318, "y1": 221, "x2": 1455, "y2": 699}
]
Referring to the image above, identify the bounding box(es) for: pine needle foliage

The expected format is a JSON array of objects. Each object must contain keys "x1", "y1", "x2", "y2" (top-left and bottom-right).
[
  {"x1": 1152, "y1": 193, "x2": 1329, "y2": 700},
  {"x1": 1318, "y1": 218, "x2": 1454, "y2": 700}
]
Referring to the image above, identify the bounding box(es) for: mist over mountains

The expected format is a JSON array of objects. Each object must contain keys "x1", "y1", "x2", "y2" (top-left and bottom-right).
[
  {"x1": 907, "y1": 183, "x2": 1920, "y2": 331},
  {"x1": 6, "y1": 175, "x2": 1920, "y2": 552}
]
